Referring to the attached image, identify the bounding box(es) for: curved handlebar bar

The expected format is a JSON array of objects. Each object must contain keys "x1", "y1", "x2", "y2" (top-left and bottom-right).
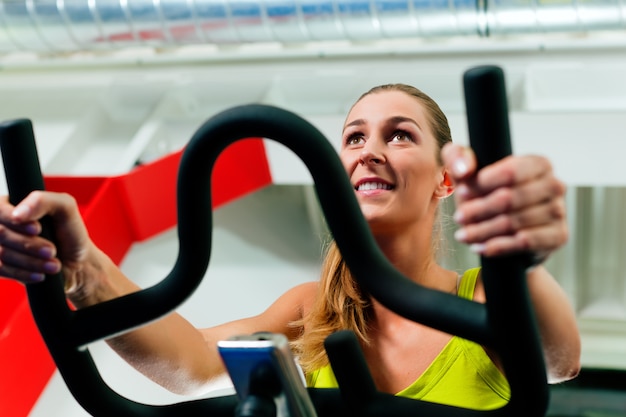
[{"x1": 0, "y1": 66, "x2": 548, "y2": 417}]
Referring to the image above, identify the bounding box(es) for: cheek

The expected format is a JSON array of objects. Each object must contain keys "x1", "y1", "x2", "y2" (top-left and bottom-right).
[
  {"x1": 405, "y1": 164, "x2": 440, "y2": 193},
  {"x1": 339, "y1": 151, "x2": 356, "y2": 173}
]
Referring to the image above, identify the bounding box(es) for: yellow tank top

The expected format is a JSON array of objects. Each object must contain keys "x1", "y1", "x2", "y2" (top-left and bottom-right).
[{"x1": 306, "y1": 268, "x2": 511, "y2": 410}]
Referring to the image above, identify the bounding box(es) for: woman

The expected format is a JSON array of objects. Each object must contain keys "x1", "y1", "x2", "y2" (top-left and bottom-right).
[{"x1": 0, "y1": 84, "x2": 580, "y2": 409}]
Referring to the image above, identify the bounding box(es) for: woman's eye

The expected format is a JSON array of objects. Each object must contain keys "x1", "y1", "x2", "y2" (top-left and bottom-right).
[
  {"x1": 345, "y1": 134, "x2": 364, "y2": 145},
  {"x1": 391, "y1": 131, "x2": 413, "y2": 142}
]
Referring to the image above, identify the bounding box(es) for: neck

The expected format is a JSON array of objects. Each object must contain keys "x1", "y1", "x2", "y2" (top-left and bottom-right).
[
  {"x1": 373, "y1": 225, "x2": 438, "y2": 287},
  {"x1": 369, "y1": 224, "x2": 458, "y2": 322}
]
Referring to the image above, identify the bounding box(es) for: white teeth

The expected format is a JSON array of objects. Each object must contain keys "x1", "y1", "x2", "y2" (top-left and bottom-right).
[{"x1": 357, "y1": 182, "x2": 392, "y2": 191}]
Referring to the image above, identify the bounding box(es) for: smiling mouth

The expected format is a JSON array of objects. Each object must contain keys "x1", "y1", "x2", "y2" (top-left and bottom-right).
[{"x1": 356, "y1": 182, "x2": 394, "y2": 191}]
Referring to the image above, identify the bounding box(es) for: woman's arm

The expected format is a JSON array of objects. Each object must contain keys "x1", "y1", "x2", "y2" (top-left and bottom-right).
[
  {"x1": 474, "y1": 264, "x2": 580, "y2": 384},
  {"x1": 442, "y1": 143, "x2": 581, "y2": 383},
  {"x1": 525, "y1": 265, "x2": 580, "y2": 383},
  {"x1": 1, "y1": 190, "x2": 314, "y2": 395},
  {"x1": 90, "y1": 254, "x2": 314, "y2": 395}
]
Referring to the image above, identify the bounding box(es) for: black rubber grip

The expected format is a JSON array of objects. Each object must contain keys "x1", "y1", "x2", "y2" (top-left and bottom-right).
[
  {"x1": 0, "y1": 119, "x2": 46, "y2": 203},
  {"x1": 463, "y1": 66, "x2": 513, "y2": 169}
]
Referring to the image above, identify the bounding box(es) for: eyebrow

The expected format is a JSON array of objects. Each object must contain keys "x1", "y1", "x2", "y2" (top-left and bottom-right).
[{"x1": 343, "y1": 116, "x2": 423, "y2": 132}]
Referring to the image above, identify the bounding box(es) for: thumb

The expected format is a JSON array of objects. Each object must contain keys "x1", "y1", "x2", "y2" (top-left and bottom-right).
[{"x1": 441, "y1": 143, "x2": 477, "y2": 182}]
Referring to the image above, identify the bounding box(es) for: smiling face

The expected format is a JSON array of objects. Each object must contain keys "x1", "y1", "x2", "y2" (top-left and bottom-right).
[{"x1": 340, "y1": 88, "x2": 452, "y2": 235}]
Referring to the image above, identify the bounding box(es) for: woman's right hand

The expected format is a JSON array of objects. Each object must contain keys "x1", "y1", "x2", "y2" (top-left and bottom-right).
[{"x1": 0, "y1": 190, "x2": 92, "y2": 290}]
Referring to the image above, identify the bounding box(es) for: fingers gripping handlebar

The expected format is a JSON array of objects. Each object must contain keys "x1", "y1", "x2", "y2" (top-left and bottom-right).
[{"x1": 0, "y1": 66, "x2": 548, "y2": 417}]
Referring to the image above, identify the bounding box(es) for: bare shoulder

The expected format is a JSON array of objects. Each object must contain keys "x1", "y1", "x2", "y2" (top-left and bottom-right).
[
  {"x1": 198, "y1": 281, "x2": 319, "y2": 345},
  {"x1": 261, "y1": 282, "x2": 318, "y2": 340},
  {"x1": 271, "y1": 281, "x2": 318, "y2": 317},
  {"x1": 282, "y1": 281, "x2": 318, "y2": 298}
]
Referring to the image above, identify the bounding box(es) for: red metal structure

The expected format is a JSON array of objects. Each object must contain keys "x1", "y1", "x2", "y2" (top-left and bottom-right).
[{"x1": 0, "y1": 138, "x2": 271, "y2": 417}]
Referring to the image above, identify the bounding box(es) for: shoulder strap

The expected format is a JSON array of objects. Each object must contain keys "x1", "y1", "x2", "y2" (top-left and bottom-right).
[{"x1": 457, "y1": 268, "x2": 481, "y2": 300}]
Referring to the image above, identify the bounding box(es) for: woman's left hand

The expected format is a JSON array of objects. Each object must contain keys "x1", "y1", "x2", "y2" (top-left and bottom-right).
[{"x1": 441, "y1": 143, "x2": 568, "y2": 263}]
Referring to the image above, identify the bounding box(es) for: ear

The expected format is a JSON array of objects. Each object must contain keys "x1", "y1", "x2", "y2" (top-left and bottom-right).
[{"x1": 435, "y1": 170, "x2": 454, "y2": 199}]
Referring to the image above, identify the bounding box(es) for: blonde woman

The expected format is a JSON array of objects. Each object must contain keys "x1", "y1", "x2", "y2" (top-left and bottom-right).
[{"x1": 0, "y1": 84, "x2": 580, "y2": 409}]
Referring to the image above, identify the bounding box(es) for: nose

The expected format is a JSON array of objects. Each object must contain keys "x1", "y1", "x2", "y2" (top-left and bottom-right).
[{"x1": 359, "y1": 139, "x2": 386, "y2": 165}]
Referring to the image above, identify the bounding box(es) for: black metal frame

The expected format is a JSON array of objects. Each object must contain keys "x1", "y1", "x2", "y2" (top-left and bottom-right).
[{"x1": 0, "y1": 66, "x2": 548, "y2": 417}]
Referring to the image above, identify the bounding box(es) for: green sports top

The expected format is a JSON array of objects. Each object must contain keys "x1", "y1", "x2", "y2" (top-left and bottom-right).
[{"x1": 305, "y1": 267, "x2": 511, "y2": 410}]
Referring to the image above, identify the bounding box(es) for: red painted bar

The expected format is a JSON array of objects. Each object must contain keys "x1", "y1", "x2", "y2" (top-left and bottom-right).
[{"x1": 0, "y1": 138, "x2": 271, "y2": 416}]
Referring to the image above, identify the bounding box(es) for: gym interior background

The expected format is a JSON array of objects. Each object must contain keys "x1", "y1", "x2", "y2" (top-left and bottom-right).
[{"x1": 0, "y1": 1, "x2": 625, "y2": 416}]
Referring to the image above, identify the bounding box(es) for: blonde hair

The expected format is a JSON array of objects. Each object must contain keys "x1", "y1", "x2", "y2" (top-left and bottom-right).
[{"x1": 291, "y1": 84, "x2": 453, "y2": 374}]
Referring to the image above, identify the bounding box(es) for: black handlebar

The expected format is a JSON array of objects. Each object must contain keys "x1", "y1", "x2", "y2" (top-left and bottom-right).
[
  {"x1": 463, "y1": 66, "x2": 548, "y2": 415},
  {"x1": 0, "y1": 66, "x2": 548, "y2": 417}
]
